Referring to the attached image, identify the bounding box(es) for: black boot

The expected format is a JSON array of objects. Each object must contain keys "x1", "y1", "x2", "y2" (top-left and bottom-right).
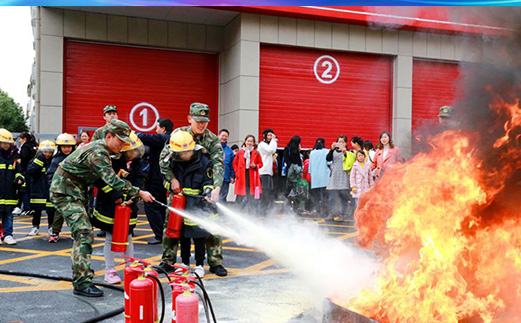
[
  {"x1": 73, "y1": 284, "x2": 104, "y2": 297},
  {"x1": 209, "y1": 265, "x2": 228, "y2": 277},
  {"x1": 157, "y1": 262, "x2": 176, "y2": 274}
]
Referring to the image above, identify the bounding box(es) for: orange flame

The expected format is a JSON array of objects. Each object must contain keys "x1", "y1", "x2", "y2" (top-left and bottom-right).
[{"x1": 344, "y1": 92, "x2": 521, "y2": 322}]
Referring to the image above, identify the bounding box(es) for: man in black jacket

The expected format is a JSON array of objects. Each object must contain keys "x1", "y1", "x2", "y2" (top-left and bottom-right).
[{"x1": 137, "y1": 118, "x2": 174, "y2": 244}]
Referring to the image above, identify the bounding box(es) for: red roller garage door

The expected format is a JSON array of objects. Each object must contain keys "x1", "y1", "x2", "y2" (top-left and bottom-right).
[
  {"x1": 260, "y1": 45, "x2": 392, "y2": 148},
  {"x1": 412, "y1": 59, "x2": 462, "y2": 133},
  {"x1": 64, "y1": 41, "x2": 218, "y2": 135}
]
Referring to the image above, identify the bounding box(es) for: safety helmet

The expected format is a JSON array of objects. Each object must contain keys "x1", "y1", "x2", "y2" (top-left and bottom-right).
[
  {"x1": 169, "y1": 130, "x2": 195, "y2": 152},
  {"x1": 120, "y1": 131, "x2": 143, "y2": 152},
  {"x1": 56, "y1": 133, "x2": 76, "y2": 146},
  {"x1": 0, "y1": 128, "x2": 14, "y2": 144},
  {"x1": 39, "y1": 140, "x2": 56, "y2": 152}
]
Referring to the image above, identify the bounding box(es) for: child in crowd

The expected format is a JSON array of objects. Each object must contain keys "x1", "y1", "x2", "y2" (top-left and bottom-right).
[
  {"x1": 47, "y1": 133, "x2": 77, "y2": 242},
  {"x1": 27, "y1": 140, "x2": 56, "y2": 236},
  {"x1": 231, "y1": 144, "x2": 239, "y2": 156},
  {"x1": 350, "y1": 150, "x2": 374, "y2": 209},
  {"x1": 0, "y1": 129, "x2": 23, "y2": 245},
  {"x1": 160, "y1": 130, "x2": 217, "y2": 278},
  {"x1": 90, "y1": 132, "x2": 145, "y2": 284}
]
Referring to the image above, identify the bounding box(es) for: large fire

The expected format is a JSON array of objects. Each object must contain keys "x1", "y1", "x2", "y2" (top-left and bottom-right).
[{"x1": 345, "y1": 87, "x2": 521, "y2": 322}]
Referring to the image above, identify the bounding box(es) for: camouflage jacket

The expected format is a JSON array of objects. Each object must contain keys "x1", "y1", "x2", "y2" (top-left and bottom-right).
[
  {"x1": 50, "y1": 139, "x2": 140, "y2": 202},
  {"x1": 91, "y1": 124, "x2": 109, "y2": 141},
  {"x1": 160, "y1": 126, "x2": 224, "y2": 187}
]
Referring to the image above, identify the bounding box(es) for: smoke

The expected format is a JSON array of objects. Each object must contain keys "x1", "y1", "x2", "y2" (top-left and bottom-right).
[{"x1": 171, "y1": 203, "x2": 380, "y2": 304}]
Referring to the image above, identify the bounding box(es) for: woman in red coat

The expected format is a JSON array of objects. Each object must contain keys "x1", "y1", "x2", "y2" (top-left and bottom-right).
[{"x1": 233, "y1": 134, "x2": 263, "y2": 212}]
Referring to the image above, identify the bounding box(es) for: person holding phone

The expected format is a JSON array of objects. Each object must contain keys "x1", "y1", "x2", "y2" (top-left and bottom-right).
[{"x1": 325, "y1": 135, "x2": 351, "y2": 221}]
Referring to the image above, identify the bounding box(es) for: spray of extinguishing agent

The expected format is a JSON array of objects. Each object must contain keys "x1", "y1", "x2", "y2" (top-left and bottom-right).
[{"x1": 155, "y1": 200, "x2": 379, "y2": 307}]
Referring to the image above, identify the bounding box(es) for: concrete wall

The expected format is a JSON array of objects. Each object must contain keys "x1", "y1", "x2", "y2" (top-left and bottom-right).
[
  {"x1": 34, "y1": 7, "x2": 223, "y2": 134},
  {"x1": 35, "y1": 7, "x2": 485, "y2": 157},
  {"x1": 219, "y1": 13, "x2": 484, "y2": 157}
]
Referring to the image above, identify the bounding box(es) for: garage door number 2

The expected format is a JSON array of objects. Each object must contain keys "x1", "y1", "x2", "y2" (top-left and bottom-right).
[{"x1": 314, "y1": 55, "x2": 340, "y2": 84}]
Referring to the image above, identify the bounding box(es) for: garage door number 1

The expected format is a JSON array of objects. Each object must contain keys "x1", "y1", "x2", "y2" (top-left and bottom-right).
[
  {"x1": 314, "y1": 55, "x2": 340, "y2": 84},
  {"x1": 130, "y1": 102, "x2": 160, "y2": 132}
]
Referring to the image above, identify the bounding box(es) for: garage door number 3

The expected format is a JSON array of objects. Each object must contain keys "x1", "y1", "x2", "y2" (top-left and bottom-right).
[{"x1": 314, "y1": 55, "x2": 340, "y2": 84}]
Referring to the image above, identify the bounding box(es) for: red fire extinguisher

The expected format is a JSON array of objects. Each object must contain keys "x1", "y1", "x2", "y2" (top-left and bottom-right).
[
  {"x1": 112, "y1": 204, "x2": 132, "y2": 252},
  {"x1": 165, "y1": 194, "x2": 186, "y2": 238},
  {"x1": 143, "y1": 265, "x2": 159, "y2": 323},
  {"x1": 175, "y1": 290, "x2": 199, "y2": 323},
  {"x1": 129, "y1": 275, "x2": 156, "y2": 323},
  {"x1": 124, "y1": 260, "x2": 144, "y2": 323},
  {"x1": 170, "y1": 272, "x2": 197, "y2": 323}
]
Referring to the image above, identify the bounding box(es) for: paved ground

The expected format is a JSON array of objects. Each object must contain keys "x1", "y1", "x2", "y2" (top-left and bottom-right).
[{"x1": 0, "y1": 204, "x2": 356, "y2": 323}]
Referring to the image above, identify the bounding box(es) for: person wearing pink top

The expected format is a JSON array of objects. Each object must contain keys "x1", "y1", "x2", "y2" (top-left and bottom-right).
[{"x1": 371, "y1": 131, "x2": 404, "y2": 181}]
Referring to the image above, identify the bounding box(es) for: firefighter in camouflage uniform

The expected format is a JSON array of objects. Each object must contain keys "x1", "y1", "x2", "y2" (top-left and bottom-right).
[
  {"x1": 91, "y1": 105, "x2": 118, "y2": 141},
  {"x1": 50, "y1": 120, "x2": 154, "y2": 297},
  {"x1": 158, "y1": 103, "x2": 228, "y2": 276}
]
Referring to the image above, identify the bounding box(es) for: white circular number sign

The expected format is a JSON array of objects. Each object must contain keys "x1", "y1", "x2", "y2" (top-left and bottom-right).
[
  {"x1": 129, "y1": 102, "x2": 160, "y2": 132},
  {"x1": 314, "y1": 55, "x2": 340, "y2": 84}
]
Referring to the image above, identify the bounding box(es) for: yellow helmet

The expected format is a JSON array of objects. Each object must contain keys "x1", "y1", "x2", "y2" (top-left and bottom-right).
[
  {"x1": 0, "y1": 128, "x2": 14, "y2": 144},
  {"x1": 121, "y1": 131, "x2": 143, "y2": 152},
  {"x1": 39, "y1": 140, "x2": 56, "y2": 151},
  {"x1": 169, "y1": 130, "x2": 195, "y2": 152},
  {"x1": 56, "y1": 133, "x2": 76, "y2": 146}
]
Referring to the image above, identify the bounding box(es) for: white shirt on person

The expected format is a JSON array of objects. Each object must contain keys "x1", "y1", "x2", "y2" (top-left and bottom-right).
[{"x1": 257, "y1": 139, "x2": 278, "y2": 176}]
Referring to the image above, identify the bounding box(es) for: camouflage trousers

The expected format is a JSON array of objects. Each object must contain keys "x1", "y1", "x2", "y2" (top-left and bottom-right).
[
  {"x1": 50, "y1": 207, "x2": 65, "y2": 234},
  {"x1": 51, "y1": 194, "x2": 94, "y2": 289},
  {"x1": 161, "y1": 205, "x2": 223, "y2": 267}
]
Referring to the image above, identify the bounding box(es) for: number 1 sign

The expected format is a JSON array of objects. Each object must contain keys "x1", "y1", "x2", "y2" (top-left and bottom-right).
[{"x1": 129, "y1": 102, "x2": 160, "y2": 132}]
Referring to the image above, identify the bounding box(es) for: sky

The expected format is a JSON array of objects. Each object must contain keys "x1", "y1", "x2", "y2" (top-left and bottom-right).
[{"x1": 0, "y1": 7, "x2": 34, "y2": 110}]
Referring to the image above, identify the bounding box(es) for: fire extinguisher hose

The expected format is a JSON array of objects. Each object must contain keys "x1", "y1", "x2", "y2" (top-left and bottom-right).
[
  {"x1": 152, "y1": 265, "x2": 173, "y2": 283},
  {"x1": 145, "y1": 273, "x2": 166, "y2": 323},
  {"x1": 0, "y1": 269, "x2": 124, "y2": 323},
  {"x1": 195, "y1": 290, "x2": 211, "y2": 323},
  {"x1": 192, "y1": 273, "x2": 218, "y2": 323}
]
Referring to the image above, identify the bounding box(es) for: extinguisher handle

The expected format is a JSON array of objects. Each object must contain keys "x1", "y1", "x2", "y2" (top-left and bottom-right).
[{"x1": 120, "y1": 255, "x2": 151, "y2": 267}]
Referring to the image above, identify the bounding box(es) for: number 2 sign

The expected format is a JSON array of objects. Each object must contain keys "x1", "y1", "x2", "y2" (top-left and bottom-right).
[
  {"x1": 129, "y1": 102, "x2": 160, "y2": 132},
  {"x1": 314, "y1": 55, "x2": 340, "y2": 84}
]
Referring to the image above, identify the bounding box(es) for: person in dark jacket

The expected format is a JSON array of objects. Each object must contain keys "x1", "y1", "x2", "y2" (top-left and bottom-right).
[
  {"x1": 17, "y1": 132, "x2": 37, "y2": 216},
  {"x1": 47, "y1": 133, "x2": 77, "y2": 242},
  {"x1": 283, "y1": 136, "x2": 305, "y2": 213},
  {"x1": 27, "y1": 140, "x2": 56, "y2": 236},
  {"x1": 0, "y1": 128, "x2": 24, "y2": 245},
  {"x1": 159, "y1": 130, "x2": 217, "y2": 278},
  {"x1": 137, "y1": 118, "x2": 173, "y2": 245},
  {"x1": 90, "y1": 132, "x2": 145, "y2": 284}
]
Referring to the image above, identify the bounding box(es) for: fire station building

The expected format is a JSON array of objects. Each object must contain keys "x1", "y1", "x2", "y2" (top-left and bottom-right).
[{"x1": 29, "y1": 6, "x2": 502, "y2": 157}]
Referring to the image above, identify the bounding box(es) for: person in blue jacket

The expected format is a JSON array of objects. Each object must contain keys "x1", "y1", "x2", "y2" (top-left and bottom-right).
[
  {"x1": 308, "y1": 138, "x2": 331, "y2": 218},
  {"x1": 218, "y1": 129, "x2": 235, "y2": 202}
]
